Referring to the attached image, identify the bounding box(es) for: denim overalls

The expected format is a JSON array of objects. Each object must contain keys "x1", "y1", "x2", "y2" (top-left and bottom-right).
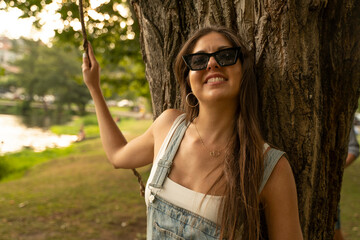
[{"x1": 146, "y1": 114, "x2": 285, "y2": 239}]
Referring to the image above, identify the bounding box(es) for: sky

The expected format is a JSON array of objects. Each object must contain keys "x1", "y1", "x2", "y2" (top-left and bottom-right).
[
  {"x1": 0, "y1": 1, "x2": 63, "y2": 44},
  {"x1": 0, "y1": 0, "x2": 124, "y2": 44}
]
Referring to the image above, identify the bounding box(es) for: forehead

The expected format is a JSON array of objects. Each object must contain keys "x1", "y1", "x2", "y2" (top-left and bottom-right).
[{"x1": 192, "y1": 32, "x2": 233, "y2": 53}]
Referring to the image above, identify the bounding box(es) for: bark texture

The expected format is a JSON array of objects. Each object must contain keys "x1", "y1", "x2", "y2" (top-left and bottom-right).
[{"x1": 132, "y1": 0, "x2": 360, "y2": 239}]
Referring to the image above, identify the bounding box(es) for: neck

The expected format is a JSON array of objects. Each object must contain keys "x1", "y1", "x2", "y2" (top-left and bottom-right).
[{"x1": 194, "y1": 102, "x2": 237, "y2": 144}]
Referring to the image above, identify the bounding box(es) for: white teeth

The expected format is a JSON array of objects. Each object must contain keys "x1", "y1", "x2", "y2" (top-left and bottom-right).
[{"x1": 207, "y1": 77, "x2": 225, "y2": 83}]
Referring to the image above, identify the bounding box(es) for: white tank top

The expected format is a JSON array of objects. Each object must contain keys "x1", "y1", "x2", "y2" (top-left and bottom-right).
[{"x1": 145, "y1": 115, "x2": 270, "y2": 224}]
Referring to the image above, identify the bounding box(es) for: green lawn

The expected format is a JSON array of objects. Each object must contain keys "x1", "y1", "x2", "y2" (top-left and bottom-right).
[
  {"x1": 0, "y1": 138, "x2": 149, "y2": 240},
  {"x1": 0, "y1": 116, "x2": 152, "y2": 240},
  {"x1": 340, "y1": 159, "x2": 360, "y2": 239},
  {"x1": 50, "y1": 114, "x2": 151, "y2": 139}
]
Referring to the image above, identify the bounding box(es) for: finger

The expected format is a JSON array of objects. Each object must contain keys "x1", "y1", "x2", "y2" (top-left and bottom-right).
[
  {"x1": 83, "y1": 52, "x2": 89, "y2": 61},
  {"x1": 87, "y1": 42, "x2": 97, "y2": 65},
  {"x1": 82, "y1": 52, "x2": 90, "y2": 69}
]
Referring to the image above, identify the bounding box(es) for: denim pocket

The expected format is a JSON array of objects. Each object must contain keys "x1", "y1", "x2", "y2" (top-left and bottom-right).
[{"x1": 153, "y1": 222, "x2": 185, "y2": 240}]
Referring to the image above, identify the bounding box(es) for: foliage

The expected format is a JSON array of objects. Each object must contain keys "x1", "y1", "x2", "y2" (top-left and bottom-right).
[
  {"x1": 0, "y1": 74, "x2": 16, "y2": 93},
  {"x1": 0, "y1": 39, "x2": 22, "y2": 93},
  {"x1": 1, "y1": 0, "x2": 150, "y2": 102},
  {"x1": 10, "y1": 39, "x2": 91, "y2": 115}
]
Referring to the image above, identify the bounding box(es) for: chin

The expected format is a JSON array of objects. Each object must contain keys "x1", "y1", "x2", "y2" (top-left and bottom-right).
[{"x1": 204, "y1": 92, "x2": 238, "y2": 103}]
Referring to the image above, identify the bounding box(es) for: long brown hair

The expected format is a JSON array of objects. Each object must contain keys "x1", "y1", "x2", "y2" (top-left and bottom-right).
[{"x1": 174, "y1": 26, "x2": 265, "y2": 240}]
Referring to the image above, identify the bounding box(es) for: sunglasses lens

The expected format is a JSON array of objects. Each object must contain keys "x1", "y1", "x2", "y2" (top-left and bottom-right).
[
  {"x1": 215, "y1": 48, "x2": 238, "y2": 66},
  {"x1": 183, "y1": 47, "x2": 240, "y2": 71},
  {"x1": 186, "y1": 55, "x2": 209, "y2": 70}
]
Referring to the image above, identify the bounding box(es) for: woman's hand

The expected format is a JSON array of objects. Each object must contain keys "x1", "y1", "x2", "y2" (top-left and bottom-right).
[{"x1": 82, "y1": 43, "x2": 100, "y2": 91}]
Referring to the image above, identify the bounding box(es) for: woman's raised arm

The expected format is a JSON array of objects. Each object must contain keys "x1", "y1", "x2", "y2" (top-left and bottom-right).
[{"x1": 82, "y1": 43, "x2": 154, "y2": 169}]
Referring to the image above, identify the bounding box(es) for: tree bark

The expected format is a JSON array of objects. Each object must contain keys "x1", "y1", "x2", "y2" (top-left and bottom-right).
[{"x1": 131, "y1": 0, "x2": 360, "y2": 239}]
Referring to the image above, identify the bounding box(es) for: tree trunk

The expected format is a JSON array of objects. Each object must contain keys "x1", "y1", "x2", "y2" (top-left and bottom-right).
[{"x1": 131, "y1": 0, "x2": 360, "y2": 239}]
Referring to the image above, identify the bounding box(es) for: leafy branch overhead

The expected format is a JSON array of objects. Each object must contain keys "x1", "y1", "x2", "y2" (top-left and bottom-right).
[{"x1": 2, "y1": 0, "x2": 149, "y2": 100}]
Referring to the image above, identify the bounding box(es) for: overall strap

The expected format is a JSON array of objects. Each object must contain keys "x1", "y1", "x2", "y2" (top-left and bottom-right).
[
  {"x1": 259, "y1": 148, "x2": 286, "y2": 193},
  {"x1": 149, "y1": 114, "x2": 188, "y2": 188}
]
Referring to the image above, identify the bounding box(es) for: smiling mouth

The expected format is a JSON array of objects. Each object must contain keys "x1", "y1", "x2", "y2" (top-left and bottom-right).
[{"x1": 206, "y1": 77, "x2": 226, "y2": 84}]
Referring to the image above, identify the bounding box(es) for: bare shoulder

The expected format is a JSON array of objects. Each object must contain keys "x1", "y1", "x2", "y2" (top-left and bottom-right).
[
  {"x1": 152, "y1": 109, "x2": 184, "y2": 137},
  {"x1": 153, "y1": 109, "x2": 183, "y2": 128},
  {"x1": 270, "y1": 155, "x2": 293, "y2": 180},
  {"x1": 261, "y1": 155, "x2": 296, "y2": 202},
  {"x1": 156, "y1": 108, "x2": 184, "y2": 121}
]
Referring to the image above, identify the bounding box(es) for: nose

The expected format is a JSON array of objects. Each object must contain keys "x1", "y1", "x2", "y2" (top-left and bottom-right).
[{"x1": 206, "y1": 56, "x2": 220, "y2": 70}]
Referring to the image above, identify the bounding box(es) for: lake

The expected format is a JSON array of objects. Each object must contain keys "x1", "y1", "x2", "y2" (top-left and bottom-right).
[{"x1": 0, "y1": 114, "x2": 77, "y2": 154}]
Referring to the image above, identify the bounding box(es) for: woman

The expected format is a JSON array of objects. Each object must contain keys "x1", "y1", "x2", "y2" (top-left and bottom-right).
[{"x1": 82, "y1": 26, "x2": 303, "y2": 240}]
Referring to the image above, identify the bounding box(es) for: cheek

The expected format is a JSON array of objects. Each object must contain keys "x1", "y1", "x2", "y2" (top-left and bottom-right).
[
  {"x1": 188, "y1": 71, "x2": 201, "y2": 87},
  {"x1": 233, "y1": 65, "x2": 243, "y2": 84},
  {"x1": 237, "y1": 71, "x2": 243, "y2": 84}
]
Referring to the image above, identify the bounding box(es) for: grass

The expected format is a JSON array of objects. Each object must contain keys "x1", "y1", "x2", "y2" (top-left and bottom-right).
[
  {"x1": 50, "y1": 114, "x2": 151, "y2": 139},
  {"x1": 340, "y1": 159, "x2": 360, "y2": 239},
  {"x1": 50, "y1": 114, "x2": 100, "y2": 138},
  {"x1": 0, "y1": 146, "x2": 77, "y2": 181},
  {"x1": 0, "y1": 139, "x2": 149, "y2": 240},
  {"x1": 0, "y1": 118, "x2": 152, "y2": 240}
]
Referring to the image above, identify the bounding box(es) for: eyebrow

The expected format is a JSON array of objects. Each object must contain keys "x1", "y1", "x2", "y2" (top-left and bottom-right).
[{"x1": 193, "y1": 45, "x2": 233, "y2": 54}]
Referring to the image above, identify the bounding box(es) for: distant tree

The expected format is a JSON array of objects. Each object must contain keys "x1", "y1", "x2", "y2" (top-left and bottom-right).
[{"x1": 11, "y1": 39, "x2": 91, "y2": 115}]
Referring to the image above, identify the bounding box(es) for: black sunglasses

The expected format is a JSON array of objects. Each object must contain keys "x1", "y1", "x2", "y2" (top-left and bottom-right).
[{"x1": 182, "y1": 47, "x2": 243, "y2": 71}]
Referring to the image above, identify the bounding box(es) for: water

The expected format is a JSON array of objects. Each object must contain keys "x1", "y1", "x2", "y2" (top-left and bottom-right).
[
  {"x1": 0, "y1": 114, "x2": 78, "y2": 154},
  {"x1": 0, "y1": 104, "x2": 72, "y2": 129}
]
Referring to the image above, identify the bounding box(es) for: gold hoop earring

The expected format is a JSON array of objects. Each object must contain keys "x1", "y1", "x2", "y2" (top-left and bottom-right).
[{"x1": 186, "y1": 92, "x2": 199, "y2": 108}]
